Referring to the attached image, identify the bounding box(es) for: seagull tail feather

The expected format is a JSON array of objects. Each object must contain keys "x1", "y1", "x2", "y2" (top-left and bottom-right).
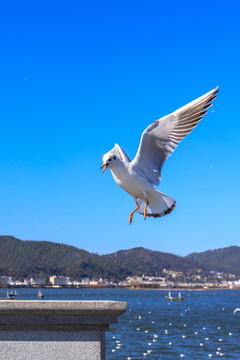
[{"x1": 137, "y1": 191, "x2": 176, "y2": 218}]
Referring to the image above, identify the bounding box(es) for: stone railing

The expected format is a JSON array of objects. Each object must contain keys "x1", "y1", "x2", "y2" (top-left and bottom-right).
[{"x1": 0, "y1": 300, "x2": 127, "y2": 360}]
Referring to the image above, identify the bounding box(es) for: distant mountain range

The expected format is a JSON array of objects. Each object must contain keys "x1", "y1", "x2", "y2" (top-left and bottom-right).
[
  {"x1": 186, "y1": 246, "x2": 240, "y2": 276},
  {"x1": 0, "y1": 236, "x2": 239, "y2": 281}
]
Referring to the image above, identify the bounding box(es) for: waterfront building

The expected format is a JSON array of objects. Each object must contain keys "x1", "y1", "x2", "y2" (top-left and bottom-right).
[
  {"x1": 0, "y1": 276, "x2": 13, "y2": 285},
  {"x1": 49, "y1": 276, "x2": 71, "y2": 286}
]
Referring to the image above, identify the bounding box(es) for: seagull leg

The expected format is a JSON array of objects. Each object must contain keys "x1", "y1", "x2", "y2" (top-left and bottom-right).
[
  {"x1": 144, "y1": 199, "x2": 149, "y2": 220},
  {"x1": 129, "y1": 202, "x2": 139, "y2": 225}
]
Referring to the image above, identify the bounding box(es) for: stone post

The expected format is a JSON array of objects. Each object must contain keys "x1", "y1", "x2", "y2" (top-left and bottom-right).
[{"x1": 0, "y1": 300, "x2": 127, "y2": 360}]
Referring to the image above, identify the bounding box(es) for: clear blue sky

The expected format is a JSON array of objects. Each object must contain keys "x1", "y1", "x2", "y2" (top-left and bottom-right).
[{"x1": 0, "y1": 0, "x2": 239, "y2": 256}]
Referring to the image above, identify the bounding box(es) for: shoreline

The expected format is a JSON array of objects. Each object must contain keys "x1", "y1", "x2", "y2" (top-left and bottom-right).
[{"x1": 1, "y1": 285, "x2": 239, "y2": 291}]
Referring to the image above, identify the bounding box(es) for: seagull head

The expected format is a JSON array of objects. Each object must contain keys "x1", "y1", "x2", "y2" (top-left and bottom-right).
[{"x1": 100, "y1": 151, "x2": 118, "y2": 173}]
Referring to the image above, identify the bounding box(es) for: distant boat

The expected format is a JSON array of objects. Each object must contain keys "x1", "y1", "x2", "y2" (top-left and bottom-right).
[
  {"x1": 6, "y1": 290, "x2": 18, "y2": 299},
  {"x1": 165, "y1": 291, "x2": 184, "y2": 301},
  {"x1": 38, "y1": 290, "x2": 44, "y2": 299},
  {"x1": 7, "y1": 290, "x2": 18, "y2": 299}
]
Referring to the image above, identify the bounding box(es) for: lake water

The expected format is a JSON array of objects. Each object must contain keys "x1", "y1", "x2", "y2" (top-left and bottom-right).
[{"x1": 5, "y1": 288, "x2": 240, "y2": 359}]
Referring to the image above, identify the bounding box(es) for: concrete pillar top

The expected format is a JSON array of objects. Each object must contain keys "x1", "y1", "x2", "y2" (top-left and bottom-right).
[
  {"x1": 0, "y1": 300, "x2": 127, "y2": 317},
  {"x1": 0, "y1": 300, "x2": 127, "y2": 360}
]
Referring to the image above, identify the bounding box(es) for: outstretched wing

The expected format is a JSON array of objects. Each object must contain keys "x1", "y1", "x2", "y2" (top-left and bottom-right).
[
  {"x1": 112, "y1": 143, "x2": 131, "y2": 162},
  {"x1": 131, "y1": 87, "x2": 219, "y2": 186}
]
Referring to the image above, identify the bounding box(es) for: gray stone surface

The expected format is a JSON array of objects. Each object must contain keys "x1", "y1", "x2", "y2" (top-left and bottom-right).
[
  {"x1": 0, "y1": 337, "x2": 104, "y2": 360},
  {"x1": 0, "y1": 300, "x2": 127, "y2": 317},
  {"x1": 0, "y1": 300, "x2": 127, "y2": 360}
]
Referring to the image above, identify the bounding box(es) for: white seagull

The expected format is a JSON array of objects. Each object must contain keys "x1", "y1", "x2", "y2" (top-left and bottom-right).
[
  {"x1": 233, "y1": 308, "x2": 240, "y2": 314},
  {"x1": 101, "y1": 87, "x2": 218, "y2": 224}
]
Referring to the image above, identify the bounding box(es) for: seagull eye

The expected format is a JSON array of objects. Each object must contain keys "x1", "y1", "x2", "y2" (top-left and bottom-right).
[{"x1": 108, "y1": 158, "x2": 111, "y2": 162}]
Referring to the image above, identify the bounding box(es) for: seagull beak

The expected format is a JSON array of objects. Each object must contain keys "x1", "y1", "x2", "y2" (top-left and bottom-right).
[{"x1": 100, "y1": 163, "x2": 109, "y2": 173}]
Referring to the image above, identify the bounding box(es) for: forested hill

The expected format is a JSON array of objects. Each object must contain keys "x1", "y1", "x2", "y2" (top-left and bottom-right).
[
  {"x1": 0, "y1": 235, "x2": 94, "y2": 280},
  {"x1": 0, "y1": 236, "x2": 239, "y2": 280},
  {"x1": 185, "y1": 246, "x2": 240, "y2": 275},
  {"x1": 101, "y1": 247, "x2": 200, "y2": 278},
  {"x1": 0, "y1": 236, "x2": 201, "y2": 281}
]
